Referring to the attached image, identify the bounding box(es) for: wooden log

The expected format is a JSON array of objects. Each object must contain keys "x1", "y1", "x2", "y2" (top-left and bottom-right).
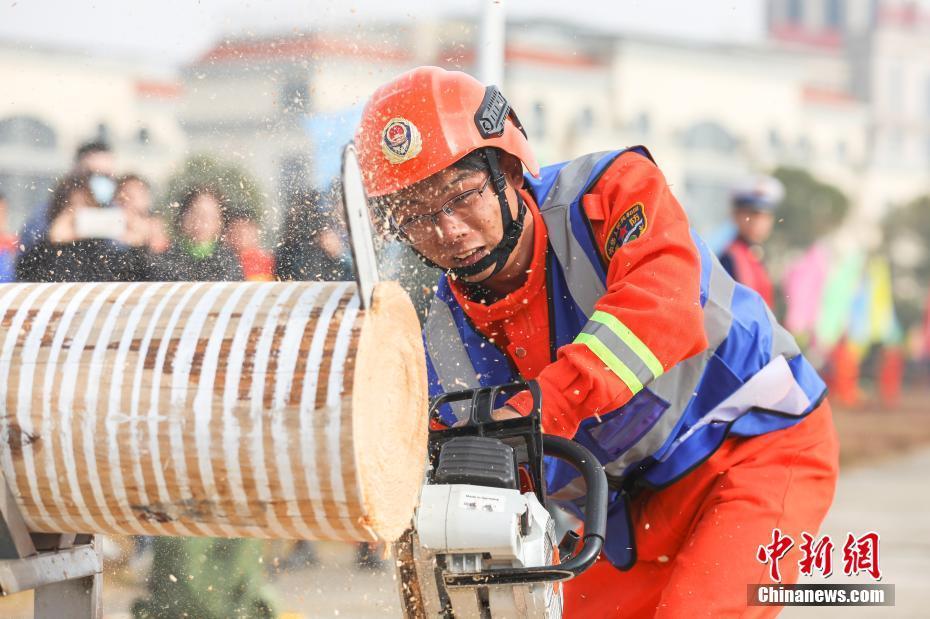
[{"x1": 0, "y1": 281, "x2": 427, "y2": 543}]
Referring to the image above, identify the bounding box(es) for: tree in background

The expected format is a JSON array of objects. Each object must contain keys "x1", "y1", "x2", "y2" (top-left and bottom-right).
[
  {"x1": 769, "y1": 166, "x2": 850, "y2": 255},
  {"x1": 133, "y1": 537, "x2": 276, "y2": 619},
  {"x1": 882, "y1": 194, "x2": 930, "y2": 332},
  {"x1": 764, "y1": 167, "x2": 850, "y2": 320}
]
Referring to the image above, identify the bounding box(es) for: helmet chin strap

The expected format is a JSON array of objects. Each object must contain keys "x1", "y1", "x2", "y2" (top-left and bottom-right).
[
  {"x1": 450, "y1": 192, "x2": 525, "y2": 282},
  {"x1": 412, "y1": 149, "x2": 527, "y2": 284}
]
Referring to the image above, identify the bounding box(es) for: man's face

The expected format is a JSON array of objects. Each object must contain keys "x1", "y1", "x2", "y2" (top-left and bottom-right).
[
  {"x1": 734, "y1": 208, "x2": 775, "y2": 245},
  {"x1": 384, "y1": 166, "x2": 516, "y2": 281}
]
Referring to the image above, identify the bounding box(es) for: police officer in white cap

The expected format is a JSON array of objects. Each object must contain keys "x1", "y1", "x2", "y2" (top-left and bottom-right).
[{"x1": 718, "y1": 175, "x2": 785, "y2": 307}]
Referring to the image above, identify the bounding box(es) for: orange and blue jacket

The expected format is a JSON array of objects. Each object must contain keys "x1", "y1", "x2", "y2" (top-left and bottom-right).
[
  {"x1": 445, "y1": 149, "x2": 706, "y2": 438},
  {"x1": 423, "y1": 147, "x2": 826, "y2": 568}
]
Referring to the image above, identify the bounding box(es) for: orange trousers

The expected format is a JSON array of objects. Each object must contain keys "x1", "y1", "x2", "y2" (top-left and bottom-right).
[{"x1": 563, "y1": 399, "x2": 839, "y2": 618}]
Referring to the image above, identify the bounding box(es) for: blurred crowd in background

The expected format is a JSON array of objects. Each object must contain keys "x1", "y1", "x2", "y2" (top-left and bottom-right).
[{"x1": 0, "y1": 140, "x2": 353, "y2": 285}]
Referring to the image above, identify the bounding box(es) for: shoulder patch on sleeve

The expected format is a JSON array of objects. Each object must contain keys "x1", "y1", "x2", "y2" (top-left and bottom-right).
[{"x1": 604, "y1": 202, "x2": 647, "y2": 259}]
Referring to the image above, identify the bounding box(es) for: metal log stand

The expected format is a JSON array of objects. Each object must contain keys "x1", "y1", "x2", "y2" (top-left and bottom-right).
[{"x1": 0, "y1": 469, "x2": 101, "y2": 619}]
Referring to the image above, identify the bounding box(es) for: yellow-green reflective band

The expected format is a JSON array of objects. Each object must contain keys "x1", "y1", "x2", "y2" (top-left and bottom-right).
[
  {"x1": 589, "y1": 310, "x2": 664, "y2": 379},
  {"x1": 574, "y1": 332, "x2": 643, "y2": 394}
]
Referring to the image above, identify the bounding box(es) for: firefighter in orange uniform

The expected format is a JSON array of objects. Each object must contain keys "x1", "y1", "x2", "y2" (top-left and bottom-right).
[{"x1": 356, "y1": 67, "x2": 838, "y2": 617}]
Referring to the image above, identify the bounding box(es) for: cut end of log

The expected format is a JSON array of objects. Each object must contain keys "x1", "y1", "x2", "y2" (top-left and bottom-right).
[{"x1": 352, "y1": 282, "x2": 428, "y2": 542}]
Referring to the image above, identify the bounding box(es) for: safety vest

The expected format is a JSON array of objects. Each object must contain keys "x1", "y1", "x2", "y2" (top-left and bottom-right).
[{"x1": 423, "y1": 149, "x2": 826, "y2": 569}]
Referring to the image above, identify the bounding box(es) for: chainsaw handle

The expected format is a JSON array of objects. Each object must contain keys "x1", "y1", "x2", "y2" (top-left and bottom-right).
[
  {"x1": 442, "y1": 434, "x2": 607, "y2": 588},
  {"x1": 541, "y1": 435, "x2": 606, "y2": 575},
  {"x1": 427, "y1": 380, "x2": 542, "y2": 426}
]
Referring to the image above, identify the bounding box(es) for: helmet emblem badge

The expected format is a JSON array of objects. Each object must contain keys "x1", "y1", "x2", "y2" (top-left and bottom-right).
[{"x1": 381, "y1": 117, "x2": 423, "y2": 164}]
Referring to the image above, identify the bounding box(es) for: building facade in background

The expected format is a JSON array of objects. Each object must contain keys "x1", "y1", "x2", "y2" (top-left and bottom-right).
[
  {"x1": 180, "y1": 0, "x2": 930, "y2": 242},
  {"x1": 1, "y1": 0, "x2": 928, "y2": 245},
  {"x1": 0, "y1": 42, "x2": 184, "y2": 229},
  {"x1": 768, "y1": 0, "x2": 930, "y2": 222}
]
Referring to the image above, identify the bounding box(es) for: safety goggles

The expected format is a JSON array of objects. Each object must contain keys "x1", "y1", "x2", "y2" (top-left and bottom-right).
[{"x1": 388, "y1": 173, "x2": 494, "y2": 244}]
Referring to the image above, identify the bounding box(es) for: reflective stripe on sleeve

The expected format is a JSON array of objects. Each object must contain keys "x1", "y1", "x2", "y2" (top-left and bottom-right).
[
  {"x1": 588, "y1": 310, "x2": 664, "y2": 379},
  {"x1": 574, "y1": 310, "x2": 664, "y2": 394},
  {"x1": 573, "y1": 332, "x2": 644, "y2": 394}
]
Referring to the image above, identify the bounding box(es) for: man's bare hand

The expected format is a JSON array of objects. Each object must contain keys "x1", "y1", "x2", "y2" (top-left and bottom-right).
[
  {"x1": 452, "y1": 405, "x2": 523, "y2": 427},
  {"x1": 491, "y1": 406, "x2": 522, "y2": 421}
]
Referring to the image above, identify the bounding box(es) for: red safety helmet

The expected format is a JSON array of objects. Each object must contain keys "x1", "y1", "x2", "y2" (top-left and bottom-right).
[{"x1": 355, "y1": 66, "x2": 539, "y2": 198}]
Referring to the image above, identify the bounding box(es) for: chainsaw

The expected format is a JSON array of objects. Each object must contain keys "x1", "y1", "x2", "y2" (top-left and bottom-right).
[{"x1": 394, "y1": 381, "x2": 608, "y2": 619}]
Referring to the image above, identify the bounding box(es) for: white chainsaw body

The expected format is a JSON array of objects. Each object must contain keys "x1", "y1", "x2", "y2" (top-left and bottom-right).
[{"x1": 411, "y1": 483, "x2": 563, "y2": 618}]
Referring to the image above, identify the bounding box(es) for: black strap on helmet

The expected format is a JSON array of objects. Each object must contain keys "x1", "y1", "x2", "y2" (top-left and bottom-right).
[{"x1": 449, "y1": 148, "x2": 525, "y2": 280}]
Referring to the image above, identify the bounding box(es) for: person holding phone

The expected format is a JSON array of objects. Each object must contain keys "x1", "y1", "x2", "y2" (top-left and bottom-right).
[
  {"x1": 17, "y1": 140, "x2": 119, "y2": 254},
  {"x1": 15, "y1": 173, "x2": 153, "y2": 282}
]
